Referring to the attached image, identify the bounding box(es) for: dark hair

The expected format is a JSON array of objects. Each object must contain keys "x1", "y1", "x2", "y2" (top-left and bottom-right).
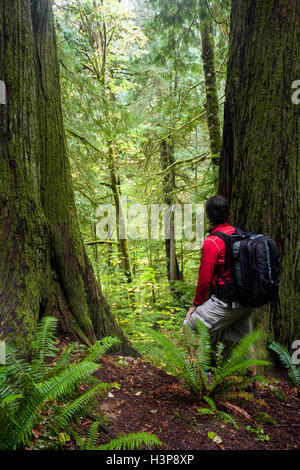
[{"x1": 205, "y1": 195, "x2": 230, "y2": 225}]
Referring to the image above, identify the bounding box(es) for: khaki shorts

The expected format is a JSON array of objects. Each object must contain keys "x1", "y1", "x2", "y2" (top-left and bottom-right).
[{"x1": 183, "y1": 295, "x2": 253, "y2": 342}]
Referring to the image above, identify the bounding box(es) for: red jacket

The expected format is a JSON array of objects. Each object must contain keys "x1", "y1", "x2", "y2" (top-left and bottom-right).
[{"x1": 193, "y1": 222, "x2": 236, "y2": 306}]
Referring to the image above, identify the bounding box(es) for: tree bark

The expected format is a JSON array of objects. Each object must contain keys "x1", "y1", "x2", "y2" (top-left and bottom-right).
[
  {"x1": 219, "y1": 0, "x2": 300, "y2": 345},
  {"x1": 0, "y1": 0, "x2": 135, "y2": 355}
]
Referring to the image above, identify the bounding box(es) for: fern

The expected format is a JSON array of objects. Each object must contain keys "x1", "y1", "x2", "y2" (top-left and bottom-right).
[
  {"x1": 197, "y1": 396, "x2": 238, "y2": 429},
  {"x1": 82, "y1": 336, "x2": 120, "y2": 363},
  {"x1": 0, "y1": 316, "x2": 122, "y2": 450},
  {"x1": 143, "y1": 324, "x2": 270, "y2": 400},
  {"x1": 82, "y1": 421, "x2": 101, "y2": 450},
  {"x1": 97, "y1": 432, "x2": 162, "y2": 450},
  {"x1": 58, "y1": 382, "x2": 119, "y2": 426},
  {"x1": 30, "y1": 316, "x2": 59, "y2": 381},
  {"x1": 268, "y1": 341, "x2": 300, "y2": 393},
  {"x1": 82, "y1": 421, "x2": 162, "y2": 451}
]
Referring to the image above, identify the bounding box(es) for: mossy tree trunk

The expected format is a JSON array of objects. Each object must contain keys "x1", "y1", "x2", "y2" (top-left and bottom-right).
[
  {"x1": 0, "y1": 0, "x2": 135, "y2": 355},
  {"x1": 219, "y1": 0, "x2": 300, "y2": 346},
  {"x1": 199, "y1": 0, "x2": 221, "y2": 184}
]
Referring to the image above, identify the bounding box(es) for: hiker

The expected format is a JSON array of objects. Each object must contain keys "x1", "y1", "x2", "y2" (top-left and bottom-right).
[{"x1": 183, "y1": 195, "x2": 256, "y2": 376}]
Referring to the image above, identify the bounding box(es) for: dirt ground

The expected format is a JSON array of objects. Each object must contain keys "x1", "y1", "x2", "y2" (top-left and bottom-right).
[{"x1": 72, "y1": 352, "x2": 300, "y2": 451}]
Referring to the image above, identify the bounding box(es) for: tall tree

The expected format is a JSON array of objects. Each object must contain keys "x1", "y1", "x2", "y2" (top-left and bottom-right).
[
  {"x1": 160, "y1": 140, "x2": 181, "y2": 283},
  {"x1": 219, "y1": 0, "x2": 300, "y2": 345},
  {"x1": 0, "y1": 0, "x2": 134, "y2": 354},
  {"x1": 199, "y1": 0, "x2": 222, "y2": 182}
]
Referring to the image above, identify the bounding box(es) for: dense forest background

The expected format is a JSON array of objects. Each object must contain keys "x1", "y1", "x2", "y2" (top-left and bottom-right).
[{"x1": 56, "y1": 0, "x2": 232, "y2": 342}]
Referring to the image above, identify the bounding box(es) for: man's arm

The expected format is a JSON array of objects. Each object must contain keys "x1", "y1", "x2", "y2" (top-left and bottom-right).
[
  {"x1": 193, "y1": 237, "x2": 220, "y2": 306},
  {"x1": 183, "y1": 237, "x2": 220, "y2": 325}
]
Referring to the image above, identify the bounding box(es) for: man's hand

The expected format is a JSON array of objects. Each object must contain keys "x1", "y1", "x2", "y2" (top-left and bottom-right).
[{"x1": 183, "y1": 305, "x2": 196, "y2": 326}]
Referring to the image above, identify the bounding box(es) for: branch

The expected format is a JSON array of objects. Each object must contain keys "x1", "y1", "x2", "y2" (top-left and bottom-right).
[
  {"x1": 85, "y1": 240, "x2": 120, "y2": 246},
  {"x1": 154, "y1": 111, "x2": 206, "y2": 145},
  {"x1": 66, "y1": 128, "x2": 106, "y2": 158},
  {"x1": 157, "y1": 153, "x2": 209, "y2": 176},
  {"x1": 73, "y1": 184, "x2": 98, "y2": 207}
]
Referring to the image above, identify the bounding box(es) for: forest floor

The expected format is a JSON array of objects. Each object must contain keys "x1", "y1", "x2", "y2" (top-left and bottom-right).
[{"x1": 64, "y1": 343, "x2": 300, "y2": 451}]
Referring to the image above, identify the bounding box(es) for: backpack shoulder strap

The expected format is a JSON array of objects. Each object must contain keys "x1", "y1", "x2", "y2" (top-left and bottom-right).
[{"x1": 208, "y1": 231, "x2": 232, "y2": 271}]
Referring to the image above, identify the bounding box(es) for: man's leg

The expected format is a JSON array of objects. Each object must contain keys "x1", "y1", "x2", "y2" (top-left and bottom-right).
[
  {"x1": 183, "y1": 296, "x2": 255, "y2": 373},
  {"x1": 223, "y1": 310, "x2": 256, "y2": 376}
]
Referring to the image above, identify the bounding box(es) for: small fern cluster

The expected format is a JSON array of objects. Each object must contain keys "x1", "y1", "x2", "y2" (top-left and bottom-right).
[
  {"x1": 81, "y1": 421, "x2": 162, "y2": 450},
  {"x1": 143, "y1": 320, "x2": 270, "y2": 400},
  {"x1": 197, "y1": 396, "x2": 238, "y2": 429},
  {"x1": 0, "y1": 317, "x2": 120, "y2": 450},
  {"x1": 268, "y1": 341, "x2": 300, "y2": 394}
]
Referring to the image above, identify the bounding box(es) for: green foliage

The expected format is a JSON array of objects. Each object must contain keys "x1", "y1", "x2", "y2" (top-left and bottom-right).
[
  {"x1": 197, "y1": 396, "x2": 238, "y2": 428},
  {"x1": 268, "y1": 341, "x2": 300, "y2": 394},
  {"x1": 0, "y1": 316, "x2": 120, "y2": 450},
  {"x1": 142, "y1": 320, "x2": 270, "y2": 400},
  {"x1": 252, "y1": 412, "x2": 276, "y2": 425},
  {"x1": 82, "y1": 423, "x2": 162, "y2": 450},
  {"x1": 246, "y1": 425, "x2": 270, "y2": 443}
]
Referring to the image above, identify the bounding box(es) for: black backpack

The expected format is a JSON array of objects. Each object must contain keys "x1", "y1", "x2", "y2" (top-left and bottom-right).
[{"x1": 211, "y1": 227, "x2": 280, "y2": 308}]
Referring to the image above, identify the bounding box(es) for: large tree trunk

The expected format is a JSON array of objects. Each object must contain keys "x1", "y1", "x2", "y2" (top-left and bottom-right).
[
  {"x1": 218, "y1": 0, "x2": 300, "y2": 345},
  {"x1": 199, "y1": 0, "x2": 221, "y2": 183},
  {"x1": 0, "y1": 0, "x2": 135, "y2": 355}
]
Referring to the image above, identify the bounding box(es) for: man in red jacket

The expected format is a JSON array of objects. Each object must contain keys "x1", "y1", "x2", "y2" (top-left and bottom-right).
[{"x1": 183, "y1": 195, "x2": 255, "y2": 373}]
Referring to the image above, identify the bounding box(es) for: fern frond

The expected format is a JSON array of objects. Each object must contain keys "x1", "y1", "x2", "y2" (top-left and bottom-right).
[
  {"x1": 197, "y1": 408, "x2": 215, "y2": 416},
  {"x1": 49, "y1": 343, "x2": 83, "y2": 376},
  {"x1": 58, "y1": 382, "x2": 118, "y2": 426},
  {"x1": 4, "y1": 345, "x2": 31, "y2": 382},
  {"x1": 211, "y1": 330, "x2": 267, "y2": 390},
  {"x1": 268, "y1": 341, "x2": 300, "y2": 392},
  {"x1": 97, "y1": 432, "x2": 162, "y2": 450},
  {"x1": 5, "y1": 374, "x2": 44, "y2": 449},
  {"x1": 143, "y1": 328, "x2": 187, "y2": 375},
  {"x1": 38, "y1": 361, "x2": 100, "y2": 401},
  {"x1": 82, "y1": 421, "x2": 101, "y2": 450},
  {"x1": 218, "y1": 410, "x2": 239, "y2": 429},
  {"x1": 203, "y1": 395, "x2": 216, "y2": 410},
  {"x1": 31, "y1": 316, "x2": 59, "y2": 381},
  {"x1": 83, "y1": 337, "x2": 120, "y2": 363}
]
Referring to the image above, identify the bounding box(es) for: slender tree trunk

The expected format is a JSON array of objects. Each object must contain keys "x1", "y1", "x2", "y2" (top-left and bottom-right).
[
  {"x1": 219, "y1": 0, "x2": 300, "y2": 345},
  {"x1": 160, "y1": 140, "x2": 181, "y2": 283},
  {"x1": 108, "y1": 144, "x2": 137, "y2": 307},
  {"x1": 0, "y1": 0, "x2": 135, "y2": 355},
  {"x1": 199, "y1": 0, "x2": 222, "y2": 184}
]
